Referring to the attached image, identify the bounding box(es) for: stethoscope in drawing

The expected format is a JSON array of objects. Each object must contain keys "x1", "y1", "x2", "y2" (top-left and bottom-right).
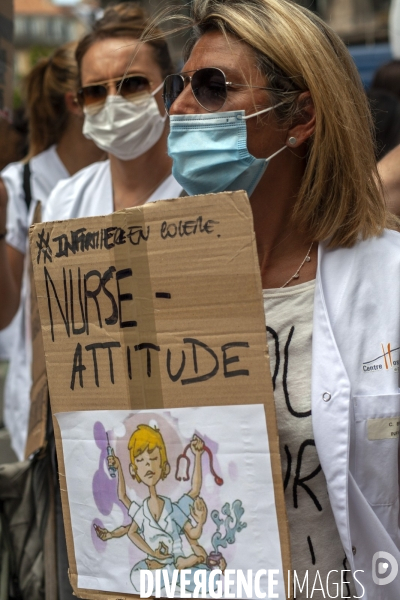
[{"x1": 175, "y1": 441, "x2": 223, "y2": 486}]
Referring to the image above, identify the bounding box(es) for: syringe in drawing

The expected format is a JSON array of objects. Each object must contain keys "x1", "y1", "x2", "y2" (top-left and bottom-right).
[{"x1": 106, "y1": 432, "x2": 116, "y2": 478}]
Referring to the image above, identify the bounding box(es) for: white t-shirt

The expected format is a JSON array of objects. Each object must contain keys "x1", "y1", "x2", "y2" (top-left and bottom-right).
[
  {"x1": 4, "y1": 146, "x2": 69, "y2": 253},
  {"x1": 6, "y1": 159, "x2": 181, "y2": 460},
  {"x1": 0, "y1": 147, "x2": 68, "y2": 362},
  {"x1": 264, "y1": 280, "x2": 356, "y2": 599},
  {"x1": 43, "y1": 159, "x2": 182, "y2": 221},
  {"x1": 2, "y1": 146, "x2": 69, "y2": 457}
]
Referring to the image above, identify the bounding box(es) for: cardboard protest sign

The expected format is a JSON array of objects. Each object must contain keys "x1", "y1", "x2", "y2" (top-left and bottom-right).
[
  {"x1": 29, "y1": 191, "x2": 290, "y2": 599},
  {"x1": 0, "y1": 0, "x2": 13, "y2": 119}
]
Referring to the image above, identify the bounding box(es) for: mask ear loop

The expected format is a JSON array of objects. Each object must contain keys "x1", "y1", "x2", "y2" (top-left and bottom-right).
[
  {"x1": 151, "y1": 81, "x2": 165, "y2": 97},
  {"x1": 151, "y1": 81, "x2": 168, "y2": 121},
  {"x1": 241, "y1": 101, "x2": 287, "y2": 162},
  {"x1": 241, "y1": 101, "x2": 284, "y2": 120},
  {"x1": 265, "y1": 145, "x2": 287, "y2": 161}
]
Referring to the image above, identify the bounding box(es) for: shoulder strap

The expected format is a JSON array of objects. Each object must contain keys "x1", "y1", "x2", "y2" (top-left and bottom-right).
[{"x1": 22, "y1": 162, "x2": 32, "y2": 210}]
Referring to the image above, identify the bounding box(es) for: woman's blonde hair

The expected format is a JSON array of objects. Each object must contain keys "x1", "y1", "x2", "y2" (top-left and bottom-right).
[
  {"x1": 128, "y1": 424, "x2": 169, "y2": 482},
  {"x1": 161, "y1": 0, "x2": 398, "y2": 246},
  {"x1": 25, "y1": 42, "x2": 78, "y2": 157}
]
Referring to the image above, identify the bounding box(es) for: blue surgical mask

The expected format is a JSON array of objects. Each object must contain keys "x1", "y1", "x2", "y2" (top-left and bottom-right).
[{"x1": 167, "y1": 104, "x2": 286, "y2": 197}]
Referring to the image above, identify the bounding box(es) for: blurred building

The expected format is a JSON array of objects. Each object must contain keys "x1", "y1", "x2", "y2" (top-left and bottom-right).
[
  {"x1": 133, "y1": 0, "x2": 392, "y2": 46},
  {"x1": 9, "y1": 0, "x2": 396, "y2": 97},
  {"x1": 13, "y1": 0, "x2": 87, "y2": 78},
  {"x1": 327, "y1": 0, "x2": 390, "y2": 44}
]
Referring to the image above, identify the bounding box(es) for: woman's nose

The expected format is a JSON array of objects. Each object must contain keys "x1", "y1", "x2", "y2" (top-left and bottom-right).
[
  {"x1": 169, "y1": 84, "x2": 205, "y2": 115},
  {"x1": 107, "y1": 81, "x2": 119, "y2": 95}
]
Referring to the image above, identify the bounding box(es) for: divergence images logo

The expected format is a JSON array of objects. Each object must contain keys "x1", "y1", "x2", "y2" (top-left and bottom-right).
[
  {"x1": 363, "y1": 343, "x2": 399, "y2": 373},
  {"x1": 372, "y1": 551, "x2": 398, "y2": 586}
]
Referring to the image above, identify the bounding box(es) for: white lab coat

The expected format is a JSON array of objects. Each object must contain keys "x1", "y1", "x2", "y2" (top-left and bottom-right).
[
  {"x1": 43, "y1": 160, "x2": 182, "y2": 222},
  {"x1": 313, "y1": 229, "x2": 400, "y2": 599},
  {"x1": 1, "y1": 147, "x2": 69, "y2": 457}
]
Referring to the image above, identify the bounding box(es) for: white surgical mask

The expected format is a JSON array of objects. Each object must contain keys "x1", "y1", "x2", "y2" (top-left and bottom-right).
[{"x1": 83, "y1": 83, "x2": 167, "y2": 161}]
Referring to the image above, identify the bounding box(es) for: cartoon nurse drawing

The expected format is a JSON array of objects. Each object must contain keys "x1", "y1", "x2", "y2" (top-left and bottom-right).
[{"x1": 95, "y1": 424, "x2": 223, "y2": 591}]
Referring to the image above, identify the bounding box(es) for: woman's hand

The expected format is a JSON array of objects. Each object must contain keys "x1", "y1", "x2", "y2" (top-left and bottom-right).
[
  {"x1": 107, "y1": 450, "x2": 121, "y2": 471},
  {"x1": 218, "y1": 557, "x2": 227, "y2": 573},
  {"x1": 93, "y1": 524, "x2": 112, "y2": 541},
  {"x1": 190, "y1": 434, "x2": 204, "y2": 457},
  {"x1": 152, "y1": 541, "x2": 172, "y2": 560},
  {"x1": 190, "y1": 497, "x2": 207, "y2": 525}
]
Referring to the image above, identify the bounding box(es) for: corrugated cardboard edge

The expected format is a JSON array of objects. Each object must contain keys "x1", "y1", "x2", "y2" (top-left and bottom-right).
[{"x1": 26, "y1": 201, "x2": 49, "y2": 458}]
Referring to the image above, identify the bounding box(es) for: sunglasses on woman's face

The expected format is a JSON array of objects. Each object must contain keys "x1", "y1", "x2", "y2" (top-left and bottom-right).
[
  {"x1": 163, "y1": 67, "x2": 275, "y2": 114},
  {"x1": 77, "y1": 74, "x2": 151, "y2": 108}
]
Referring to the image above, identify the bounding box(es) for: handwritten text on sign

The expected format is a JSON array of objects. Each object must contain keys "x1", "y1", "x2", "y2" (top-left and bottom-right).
[
  {"x1": 30, "y1": 193, "x2": 271, "y2": 413},
  {"x1": 35, "y1": 215, "x2": 248, "y2": 390},
  {"x1": 35, "y1": 216, "x2": 219, "y2": 262}
]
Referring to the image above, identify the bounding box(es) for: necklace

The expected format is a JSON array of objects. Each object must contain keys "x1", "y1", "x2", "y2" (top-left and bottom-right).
[{"x1": 280, "y1": 242, "x2": 314, "y2": 288}]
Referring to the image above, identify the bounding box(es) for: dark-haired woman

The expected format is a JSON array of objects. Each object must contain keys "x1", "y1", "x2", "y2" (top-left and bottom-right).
[
  {"x1": 43, "y1": 2, "x2": 181, "y2": 223},
  {"x1": 0, "y1": 42, "x2": 104, "y2": 459}
]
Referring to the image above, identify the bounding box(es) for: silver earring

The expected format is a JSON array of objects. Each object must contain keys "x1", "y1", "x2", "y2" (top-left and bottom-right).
[{"x1": 288, "y1": 136, "x2": 297, "y2": 145}]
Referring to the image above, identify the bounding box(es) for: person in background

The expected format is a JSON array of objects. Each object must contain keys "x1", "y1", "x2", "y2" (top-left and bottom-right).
[
  {"x1": 0, "y1": 108, "x2": 28, "y2": 171},
  {"x1": 368, "y1": 60, "x2": 400, "y2": 159},
  {"x1": 371, "y1": 59, "x2": 400, "y2": 100},
  {"x1": 0, "y1": 108, "x2": 28, "y2": 462},
  {"x1": 366, "y1": 88, "x2": 400, "y2": 159},
  {"x1": 162, "y1": 0, "x2": 400, "y2": 597},
  {"x1": 378, "y1": 143, "x2": 400, "y2": 215},
  {"x1": 0, "y1": 41, "x2": 105, "y2": 461},
  {"x1": 372, "y1": 60, "x2": 400, "y2": 210},
  {"x1": 42, "y1": 2, "x2": 181, "y2": 226}
]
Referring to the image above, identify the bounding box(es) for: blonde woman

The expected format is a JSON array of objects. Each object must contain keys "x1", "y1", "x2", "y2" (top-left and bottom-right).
[
  {"x1": 0, "y1": 43, "x2": 104, "y2": 459},
  {"x1": 95, "y1": 426, "x2": 210, "y2": 591},
  {"x1": 162, "y1": 0, "x2": 400, "y2": 597}
]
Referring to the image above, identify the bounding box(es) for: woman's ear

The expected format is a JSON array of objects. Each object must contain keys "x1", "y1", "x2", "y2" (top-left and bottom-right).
[
  {"x1": 163, "y1": 462, "x2": 171, "y2": 479},
  {"x1": 129, "y1": 463, "x2": 140, "y2": 482},
  {"x1": 285, "y1": 91, "x2": 315, "y2": 149},
  {"x1": 65, "y1": 91, "x2": 83, "y2": 118}
]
